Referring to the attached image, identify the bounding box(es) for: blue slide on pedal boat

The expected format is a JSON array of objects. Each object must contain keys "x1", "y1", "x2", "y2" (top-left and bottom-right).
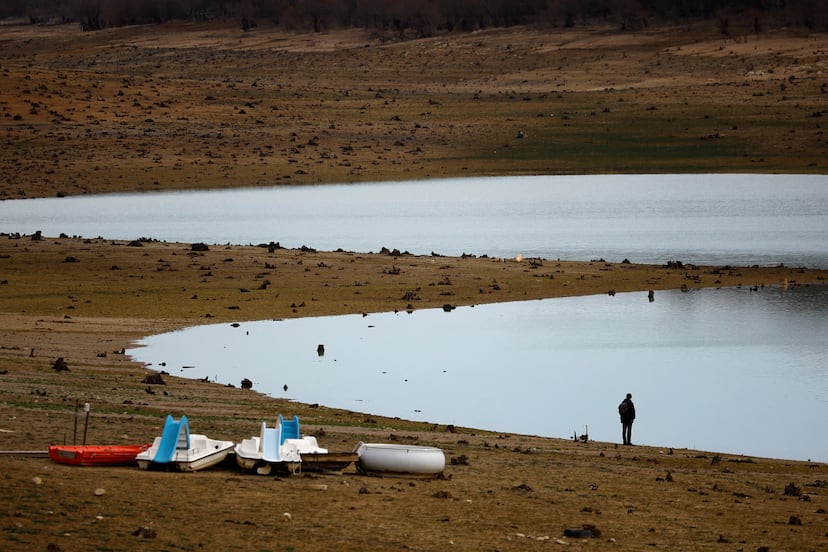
[
  {"x1": 235, "y1": 415, "x2": 332, "y2": 475},
  {"x1": 136, "y1": 415, "x2": 234, "y2": 472}
]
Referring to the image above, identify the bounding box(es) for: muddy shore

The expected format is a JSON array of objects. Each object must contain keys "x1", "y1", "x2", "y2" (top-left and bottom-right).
[{"x1": 1, "y1": 234, "x2": 826, "y2": 551}]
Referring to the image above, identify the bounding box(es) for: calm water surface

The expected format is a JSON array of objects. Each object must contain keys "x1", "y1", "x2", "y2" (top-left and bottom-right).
[
  {"x1": 2, "y1": 174, "x2": 827, "y2": 267},
  {"x1": 128, "y1": 284, "x2": 828, "y2": 462},
  {"x1": 5, "y1": 174, "x2": 826, "y2": 460}
]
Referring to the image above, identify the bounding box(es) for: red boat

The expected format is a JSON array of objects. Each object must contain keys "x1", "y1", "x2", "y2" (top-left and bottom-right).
[{"x1": 48, "y1": 444, "x2": 152, "y2": 466}]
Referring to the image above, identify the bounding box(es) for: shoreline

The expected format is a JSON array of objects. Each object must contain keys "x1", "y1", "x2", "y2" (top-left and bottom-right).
[
  {"x1": 128, "y1": 281, "x2": 828, "y2": 465},
  {"x1": 3, "y1": 235, "x2": 825, "y2": 453}
]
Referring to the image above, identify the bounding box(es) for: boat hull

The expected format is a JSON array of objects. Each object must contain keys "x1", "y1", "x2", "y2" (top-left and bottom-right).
[
  {"x1": 300, "y1": 452, "x2": 358, "y2": 473},
  {"x1": 136, "y1": 434, "x2": 234, "y2": 472},
  {"x1": 173, "y1": 445, "x2": 233, "y2": 472},
  {"x1": 354, "y1": 442, "x2": 445, "y2": 475},
  {"x1": 48, "y1": 444, "x2": 151, "y2": 466}
]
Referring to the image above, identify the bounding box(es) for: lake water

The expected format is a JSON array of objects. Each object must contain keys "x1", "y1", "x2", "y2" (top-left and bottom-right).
[
  {"x1": 2, "y1": 173, "x2": 827, "y2": 267},
  {"x1": 128, "y1": 284, "x2": 828, "y2": 463},
  {"x1": 4, "y1": 173, "x2": 827, "y2": 461}
]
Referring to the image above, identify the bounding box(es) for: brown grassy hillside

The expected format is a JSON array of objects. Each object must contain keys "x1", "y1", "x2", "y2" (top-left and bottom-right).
[{"x1": 1, "y1": 20, "x2": 826, "y2": 200}]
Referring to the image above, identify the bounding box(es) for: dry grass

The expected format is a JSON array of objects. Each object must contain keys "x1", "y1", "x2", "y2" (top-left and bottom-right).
[
  {"x1": 2, "y1": 235, "x2": 825, "y2": 323},
  {"x1": 2, "y1": 21, "x2": 827, "y2": 200},
  {"x1": 1, "y1": 20, "x2": 827, "y2": 552}
]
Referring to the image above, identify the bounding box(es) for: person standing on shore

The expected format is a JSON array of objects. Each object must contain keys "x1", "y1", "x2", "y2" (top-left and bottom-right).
[{"x1": 618, "y1": 393, "x2": 636, "y2": 445}]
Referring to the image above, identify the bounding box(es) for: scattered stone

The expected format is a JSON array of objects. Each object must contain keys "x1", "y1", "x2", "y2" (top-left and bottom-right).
[
  {"x1": 51, "y1": 357, "x2": 69, "y2": 372},
  {"x1": 450, "y1": 454, "x2": 469, "y2": 466},
  {"x1": 563, "y1": 524, "x2": 601, "y2": 538},
  {"x1": 93, "y1": 488, "x2": 106, "y2": 496},
  {"x1": 132, "y1": 526, "x2": 157, "y2": 539},
  {"x1": 788, "y1": 515, "x2": 802, "y2": 525},
  {"x1": 784, "y1": 482, "x2": 802, "y2": 497},
  {"x1": 240, "y1": 378, "x2": 253, "y2": 390},
  {"x1": 32, "y1": 476, "x2": 42, "y2": 485},
  {"x1": 142, "y1": 373, "x2": 165, "y2": 385}
]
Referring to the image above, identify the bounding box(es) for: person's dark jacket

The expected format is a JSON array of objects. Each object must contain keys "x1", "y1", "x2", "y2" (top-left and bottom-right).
[{"x1": 619, "y1": 398, "x2": 636, "y2": 423}]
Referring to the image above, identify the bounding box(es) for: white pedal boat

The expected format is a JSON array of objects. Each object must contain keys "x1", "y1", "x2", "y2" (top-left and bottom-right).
[
  {"x1": 354, "y1": 442, "x2": 445, "y2": 475},
  {"x1": 235, "y1": 415, "x2": 327, "y2": 475},
  {"x1": 136, "y1": 415, "x2": 234, "y2": 472}
]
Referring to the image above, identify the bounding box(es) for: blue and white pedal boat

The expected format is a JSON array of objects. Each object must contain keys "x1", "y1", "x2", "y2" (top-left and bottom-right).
[
  {"x1": 136, "y1": 415, "x2": 234, "y2": 472},
  {"x1": 235, "y1": 415, "x2": 328, "y2": 475}
]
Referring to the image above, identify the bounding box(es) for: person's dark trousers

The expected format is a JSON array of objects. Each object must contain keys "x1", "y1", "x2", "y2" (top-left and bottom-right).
[{"x1": 622, "y1": 422, "x2": 633, "y2": 445}]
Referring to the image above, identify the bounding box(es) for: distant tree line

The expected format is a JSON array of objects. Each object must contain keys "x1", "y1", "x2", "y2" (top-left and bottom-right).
[{"x1": 3, "y1": 0, "x2": 826, "y2": 33}]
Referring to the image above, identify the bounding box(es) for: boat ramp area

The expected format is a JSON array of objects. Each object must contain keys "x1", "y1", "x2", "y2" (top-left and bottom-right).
[{"x1": 11, "y1": 414, "x2": 446, "y2": 477}]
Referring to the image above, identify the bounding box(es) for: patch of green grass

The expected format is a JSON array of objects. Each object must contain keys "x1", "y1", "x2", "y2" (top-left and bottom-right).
[{"x1": 485, "y1": 121, "x2": 747, "y2": 173}]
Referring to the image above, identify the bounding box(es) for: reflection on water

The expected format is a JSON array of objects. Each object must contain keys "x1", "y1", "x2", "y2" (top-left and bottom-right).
[
  {"x1": 3, "y1": 174, "x2": 827, "y2": 267},
  {"x1": 128, "y1": 284, "x2": 828, "y2": 462}
]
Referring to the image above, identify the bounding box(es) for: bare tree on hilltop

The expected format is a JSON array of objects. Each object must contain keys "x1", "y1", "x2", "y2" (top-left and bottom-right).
[{"x1": 2, "y1": 0, "x2": 825, "y2": 33}]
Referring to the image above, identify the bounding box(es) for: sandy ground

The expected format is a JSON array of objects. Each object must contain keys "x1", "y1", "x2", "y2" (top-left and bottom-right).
[{"x1": 1, "y1": 20, "x2": 828, "y2": 552}]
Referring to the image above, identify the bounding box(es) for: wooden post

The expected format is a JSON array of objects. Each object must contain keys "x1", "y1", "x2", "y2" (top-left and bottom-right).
[
  {"x1": 82, "y1": 403, "x2": 91, "y2": 445},
  {"x1": 73, "y1": 400, "x2": 79, "y2": 445}
]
